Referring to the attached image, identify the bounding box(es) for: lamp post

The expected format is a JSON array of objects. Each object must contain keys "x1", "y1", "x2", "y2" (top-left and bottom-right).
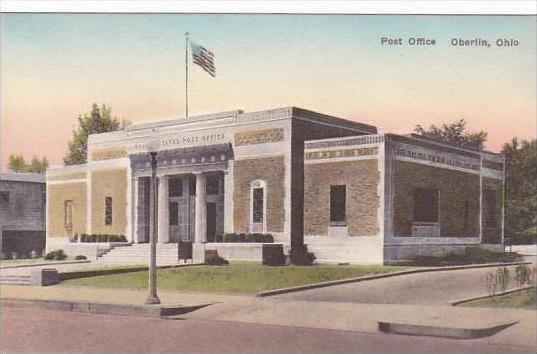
[{"x1": 145, "y1": 137, "x2": 161, "y2": 305}]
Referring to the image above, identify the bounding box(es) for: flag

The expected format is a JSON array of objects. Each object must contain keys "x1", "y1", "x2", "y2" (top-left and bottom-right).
[{"x1": 190, "y1": 40, "x2": 215, "y2": 77}]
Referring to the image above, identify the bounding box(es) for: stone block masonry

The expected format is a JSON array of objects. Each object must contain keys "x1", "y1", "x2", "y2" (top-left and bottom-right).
[
  {"x1": 304, "y1": 159, "x2": 380, "y2": 236},
  {"x1": 233, "y1": 156, "x2": 285, "y2": 233},
  {"x1": 393, "y1": 161, "x2": 480, "y2": 237},
  {"x1": 47, "y1": 182, "x2": 87, "y2": 237},
  {"x1": 90, "y1": 169, "x2": 128, "y2": 235}
]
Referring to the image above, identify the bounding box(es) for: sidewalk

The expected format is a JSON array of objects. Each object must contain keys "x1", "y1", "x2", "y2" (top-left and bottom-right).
[{"x1": 1, "y1": 284, "x2": 535, "y2": 349}]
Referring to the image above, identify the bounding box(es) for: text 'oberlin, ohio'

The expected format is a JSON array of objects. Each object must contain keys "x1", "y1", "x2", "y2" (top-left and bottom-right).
[{"x1": 380, "y1": 37, "x2": 519, "y2": 47}]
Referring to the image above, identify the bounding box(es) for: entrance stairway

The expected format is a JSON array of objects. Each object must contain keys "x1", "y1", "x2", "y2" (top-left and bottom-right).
[{"x1": 95, "y1": 243, "x2": 181, "y2": 266}]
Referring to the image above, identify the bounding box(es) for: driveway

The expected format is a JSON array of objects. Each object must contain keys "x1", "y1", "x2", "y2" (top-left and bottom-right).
[{"x1": 275, "y1": 264, "x2": 531, "y2": 305}]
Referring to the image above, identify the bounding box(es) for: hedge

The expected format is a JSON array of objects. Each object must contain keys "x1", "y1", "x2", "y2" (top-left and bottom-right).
[
  {"x1": 73, "y1": 234, "x2": 127, "y2": 243},
  {"x1": 216, "y1": 233, "x2": 274, "y2": 243}
]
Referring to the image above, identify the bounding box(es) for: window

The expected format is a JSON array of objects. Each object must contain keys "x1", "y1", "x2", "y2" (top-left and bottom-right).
[
  {"x1": 252, "y1": 188, "x2": 264, "y2": 223},
  {"x1": 0, "y1": 191, "x2": 9, "y2": 205},
  {"x1": 413, "y1": 188, "x2": 439, "y2": 223},
  {"x1": 169, "y1": 178, "x2": 183, "y2": 197},
  {"x1": 169, "y1": 202, "x2": 178, "y2": 226},
  {"x1": 206, "y1": 175, "x2": 220, "y2": 195},
  {"x1": 64, "y1": 200, "x2": 74, "y2": 232},
  {"x1": 485, "y1": 188, "x2": 498, "y2": 227},
  {"x1": 105, "y1": 196, "x2": 113, "y2": 226},
  {"x1": 330, "y1": 185, "x2": 346, "y2": 224}
]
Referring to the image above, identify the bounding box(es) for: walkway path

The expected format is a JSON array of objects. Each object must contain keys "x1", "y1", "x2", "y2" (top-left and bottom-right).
[{"x1": 274, "y1": 264, "x2": 532, "y2": 305}]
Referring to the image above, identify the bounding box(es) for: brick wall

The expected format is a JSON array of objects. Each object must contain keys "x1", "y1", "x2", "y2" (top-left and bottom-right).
[
  {"x1": 233, "y1": 156, "x2": 285, "y2": 233},
  {"x1": 48, "y1": 182, "x2": 87, "y2": 237},
  {"x1": 304, "y1": 159, "x2": 380, "y2": 236},
  {"x1": 393, "y1": 161, "x2": 480, "y2": 237},
  {"x1": 482, "y1": 177, "x2": 503, "y2": 244},
  {"x1": 91, "y1": 169, "x2": 128, "y2": 235}
]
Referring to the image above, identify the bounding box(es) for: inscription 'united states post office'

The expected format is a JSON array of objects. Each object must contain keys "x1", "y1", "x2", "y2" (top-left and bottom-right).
[{"x1": 234, "y1": 128, "x2": 284, "y2": 146}]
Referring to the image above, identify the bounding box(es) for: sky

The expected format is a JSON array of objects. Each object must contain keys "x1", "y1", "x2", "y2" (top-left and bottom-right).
[{"x1": 1, "y1": 13, "x2": 535, "y2": 169}]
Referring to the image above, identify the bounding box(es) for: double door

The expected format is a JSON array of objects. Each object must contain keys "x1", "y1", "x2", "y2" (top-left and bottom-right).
[{"x1": 169, "y1": 196, "x2": 195, "y2": 242}]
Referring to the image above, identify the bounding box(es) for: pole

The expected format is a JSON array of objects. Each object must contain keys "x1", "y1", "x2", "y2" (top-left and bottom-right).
[
  {"x1": 185, "y1": 32, "x2": 189, "y2": 118},
  {"x1": 145, "y1": 151, "x2": 160, "y2": 305}
]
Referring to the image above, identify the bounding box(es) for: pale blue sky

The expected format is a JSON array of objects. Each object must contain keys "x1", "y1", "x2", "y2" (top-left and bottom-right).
[{"x1": 1, "y1": 14, "x2": 535, "y2": 166}]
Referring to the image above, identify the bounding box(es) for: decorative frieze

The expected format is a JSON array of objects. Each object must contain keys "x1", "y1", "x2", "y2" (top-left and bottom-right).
[
  {"x1": 90, "y1": 148, "x2": 127, "y2": 161},
  {"x1": 305, "y1": 147, "x2": 378, "y2": 160},
  {"x1": 234, "y1": 128, "x2": 284, "y2": 146},
  {"x1": 394, "y1": 145, "x2": 480, "y2": 171},
  {"x1": 130, "y1": 143, "x2": 233, "y2": 172},
  {"x1": 306, "y1": 135, "x2": 384, "y2": 150}
]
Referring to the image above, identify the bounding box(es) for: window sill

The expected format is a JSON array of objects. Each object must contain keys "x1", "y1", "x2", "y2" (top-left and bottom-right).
[{"x1": 329, "y1": 222, "x2": 347, "y2": 227}]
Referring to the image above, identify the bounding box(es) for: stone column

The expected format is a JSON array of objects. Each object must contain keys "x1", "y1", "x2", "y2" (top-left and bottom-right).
[
  {"x1": 194, "y1": 172, "x2": 207, "y2": 243},
  {"x1": 223, "y1": 163, "x2": 234, "y2": 233},
  {"x1": 158, "y1": 176, "x2": 169, "y2": 244}
]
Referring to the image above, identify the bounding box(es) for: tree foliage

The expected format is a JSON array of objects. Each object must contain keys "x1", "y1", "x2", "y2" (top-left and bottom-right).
[
  {"x1": 502, "y1": 138, "x2": 537, "y2": 243},
  {"x1": 414, "y1": 119, "x2": 488, "y2": 150},
  {"x1": 64, "y1": 103, "x2": 128, "y2": 165},
  {"x1": 8, "y1": 153, "x2": 49, "y2": 173}
]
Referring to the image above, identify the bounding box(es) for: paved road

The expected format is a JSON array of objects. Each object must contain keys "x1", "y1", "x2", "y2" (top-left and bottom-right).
[
  {"x1": 2, "y1": 306, "x2": 532, "y2": 353},
  {"x1": 276, "y1": 264, "x2": 530, "y2": 304}
]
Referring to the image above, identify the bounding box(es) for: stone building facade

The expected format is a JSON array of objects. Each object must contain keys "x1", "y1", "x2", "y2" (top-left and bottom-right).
[
  {"x1": 1, "y1": 173, "x2": 46, "y2": 258},
  {"x1": 46, "y1": 107, "x2": 505, "y2": 264}
]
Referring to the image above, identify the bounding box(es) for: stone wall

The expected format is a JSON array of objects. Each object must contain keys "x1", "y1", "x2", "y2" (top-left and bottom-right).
[
  {"x1": 91, "y1": 169, "x2": 128, "y2": 235},
  {"x1": 48, "y1": 182, "x2": 87, "y2": 237},
  {"x1": 304, "y1": 159, "x2": 380, "y2": 236},
  {"x1": 233, "y1": 156, "x2": 285, "y2": 233},
  {"x1": 393, "y1": 161, "x2": 480, "y2": 237}
]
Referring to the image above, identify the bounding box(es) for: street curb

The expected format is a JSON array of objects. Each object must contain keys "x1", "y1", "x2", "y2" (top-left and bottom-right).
[
  {"x1": 0, "y1": 260, "x2": 91, "y2": 270},
  {"x1": 0, "y1": 297, "x2": 211, "y2": 318},
  {"x1": 256, "y1": 261, "x2": 532, "y2": 297},
  {"x1": 450, "y1": 286, "x2": 536, "y2": 306},
  {"x1": 59, "y1": 262, "x2": 205, "y2": 281},
  {"x1": 377, "y1": 320, "x2": 519, "y2": 340}
]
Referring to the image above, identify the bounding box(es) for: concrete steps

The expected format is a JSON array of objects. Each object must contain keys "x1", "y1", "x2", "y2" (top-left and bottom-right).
[
  {"x1": 96, "y1": 244, "x2": 180, "y2": 266},
  {"x1": 0, "y1": 274, "x2": 31, "y2": 285}
]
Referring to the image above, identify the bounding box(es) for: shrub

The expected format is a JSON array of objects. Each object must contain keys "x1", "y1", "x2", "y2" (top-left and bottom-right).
[
  {"x1": 486, "y1": 271, "x2": 498, "y2": 295},
  {"x1": 219, "y1": 232, "x2": 274, "y2": 243},
  {"x1": 515, "y1": 264, "x2": 532, "y2": 288},
  {"x1": 79, "y1": 234, "x2": 128, "y2": 243},
  {"x1": 497, "y1": 266, "x2": 510, "y2": 293},
  {"x1": 44, "y1": 249, "x2": 67, "y2": 261},
  {"x1": 74, "y1": 255, "x2": 87, "y2": 260}
]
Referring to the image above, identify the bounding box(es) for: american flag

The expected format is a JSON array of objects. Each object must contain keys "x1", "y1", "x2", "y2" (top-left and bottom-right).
[{"x1": 190, "y1": 41, "x2": 215, "y2": 77}]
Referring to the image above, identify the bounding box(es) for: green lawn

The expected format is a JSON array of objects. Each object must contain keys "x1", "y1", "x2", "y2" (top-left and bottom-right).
[
  {"x1": 62, "y1": 262, "x2": 408, "y2": 294},
  {"x1": 461, "y1": 288, "x2": 536, "y2": 309}
]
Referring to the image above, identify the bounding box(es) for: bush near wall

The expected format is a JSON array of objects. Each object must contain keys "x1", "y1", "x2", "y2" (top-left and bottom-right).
[
  {"x1": 44, "y1": 249, "x2": 67, "y2": 261},
  {"x1": 72, "y1": 234, "x2": 127, "y2": 243},
  {"x1": 216, "y1": 233, "x2": 274, "y2": 243}
]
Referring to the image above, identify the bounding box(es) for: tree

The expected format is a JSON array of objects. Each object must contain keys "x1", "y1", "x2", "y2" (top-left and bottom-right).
[
  {"x1": 502, "y1": 138, "x2": 537, "y2": 244},
  {"x1": 7, "y1": 153, "x2": 48, "y2": 173},
  {"x1": 414, "y1": 119, "x2": 487, "y2": 150},
  {"x1": 64, "y1": 103, "x2": 128, "y2": 165}
]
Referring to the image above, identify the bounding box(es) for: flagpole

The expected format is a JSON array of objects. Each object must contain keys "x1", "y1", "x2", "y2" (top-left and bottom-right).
[{"x1": 185, "y1": 32, "x2": 189, "y2": 117}]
